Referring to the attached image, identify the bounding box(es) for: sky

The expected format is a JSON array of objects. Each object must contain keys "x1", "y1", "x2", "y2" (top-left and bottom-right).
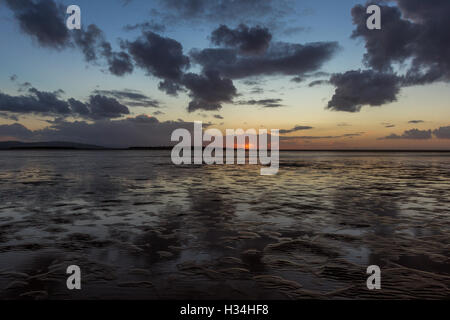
[{"x1": 0, "y1": 0, "x2": 449, "y2": 149}]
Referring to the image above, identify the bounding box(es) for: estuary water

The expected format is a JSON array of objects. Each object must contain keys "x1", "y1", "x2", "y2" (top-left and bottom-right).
[{"x1": 0, "y1": 150, "x2": 449, "y2": 299}]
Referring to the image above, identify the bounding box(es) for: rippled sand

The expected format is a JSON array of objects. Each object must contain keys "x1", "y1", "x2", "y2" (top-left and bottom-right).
[{"x1": 0, "y1": 150, "x2": 449, "y2": 299}]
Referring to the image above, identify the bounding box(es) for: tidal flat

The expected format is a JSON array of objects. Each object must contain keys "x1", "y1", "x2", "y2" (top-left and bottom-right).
[{"x1": 0, "y1": 150, "x2": 449, "y2": 299}]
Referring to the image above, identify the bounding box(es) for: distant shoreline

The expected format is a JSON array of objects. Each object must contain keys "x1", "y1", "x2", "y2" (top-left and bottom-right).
[
  {"x1": 1, "y1": 147, "x2": 449, "y2": 152},
  {"x1": 1, "y1": 141, "x2": 449, "y2": 152}
]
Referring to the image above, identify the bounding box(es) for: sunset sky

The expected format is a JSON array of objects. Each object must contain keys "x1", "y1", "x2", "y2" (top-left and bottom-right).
[{"x1": 0, "y1": 0, "x2": 449, "y2": 149}]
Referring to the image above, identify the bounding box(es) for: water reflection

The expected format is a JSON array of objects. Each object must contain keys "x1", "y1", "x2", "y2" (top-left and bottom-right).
[{"x1": 0, "y1": 151, "x2": 449, "y2": 299}]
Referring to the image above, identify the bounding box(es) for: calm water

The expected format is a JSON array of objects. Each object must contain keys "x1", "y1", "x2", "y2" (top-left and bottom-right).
[{"x1": 0, "y1": 150, "x2": 449, "y2": 299}]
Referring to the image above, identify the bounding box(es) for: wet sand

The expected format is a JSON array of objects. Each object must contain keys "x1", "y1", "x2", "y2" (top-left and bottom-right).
[{"x1": 0, "y1": 150, "x2": 449, "y2": 299}]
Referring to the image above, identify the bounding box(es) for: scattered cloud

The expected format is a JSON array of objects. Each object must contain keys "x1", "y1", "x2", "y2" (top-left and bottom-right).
[
  {"x1": 92, "y1": 89, "x2": 161, "y2": 108},
  {"x1": 0, "y1": 116, "x2": 197, "y2": 148},
  {"x1": 291, "y1": 76, "x2": 304, "y2": 83},
  {"x1": 0, "y1": 112, "x2": 19, "y2": 121},
  {"x1": 5, "y1": 0, "x2": 70, "y2": 48},
  {"x1": 0, "y1": 123, "x2": 34, "y2": 139},
  {"x1": 433, "y1": 126, "x2": 450, "y2": 139},
  {"x1": 327, "y1": 70, "x2": 401, "y2": 112},
  {"x1": 380, "y1": 128, "x2": 432, "y2": 140},
  {"x1": 191, "y1": 41, "x2": 339, "y2": 79},
  {"x1": 183, "y1": 70, "x2": 237, "y2": 112},
  {"x1": 236, "y1": 98, "x2": 283, "y2": 108},
  {"x1": 5, "y1": 0, "x2": 133, "y2": 77},
  {"x1": 324, "y1": 1, "x2": 450, "y2": 114},
  {"x1": 351, "y1": 1, "x2": 450, "y2": 85},
  {"x1": 283, "y1": 26, "x2": 310, "y2": 36},
  {"x1": 155, "y1": 0, "x2": 295, "y2": 26},
  {"x1": 408, "y1": 120, "x2": 424, "y2": 124},
  {"x1": 211, "y1": 24, "x2": 272, "y2": 55},
  {"x1": 0, "y1": 87, "x2": 131, "y2": 120},
  {"x1": 308, "y1": 80, "x2": 329, "y2": 87},
  {"x1": 281, "y1": 132, "x2": 364, "y2": 140},
  {"x1": 279, "y1": 125, "x2": 313, "y2": 134},
  {"x1": 123, "y1": 21, "x2": 166, "y2": 33},
  {"x1": 126, "y1": 31, "x2": 190, "y2": 82}
]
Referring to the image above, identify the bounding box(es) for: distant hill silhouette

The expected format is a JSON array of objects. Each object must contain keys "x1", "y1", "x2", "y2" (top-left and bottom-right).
[
  {"x1": 0, "y1": 141, "x2": 448, "y2": 152},
  {"x1": 0, "y1": 141, "x2": 105, "y2": 150}
]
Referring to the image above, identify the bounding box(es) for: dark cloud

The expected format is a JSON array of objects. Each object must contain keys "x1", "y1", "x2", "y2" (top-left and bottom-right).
[
  {"x1": 408, "y1": 120, "x2": 424, "y2": 124},
  {"x1": 291, "y1": 76, "x2": 304, "y2": 83},
  {"x1": 158, "y1": 80, "x2": 185, "y2": 96},
  {"x1": 106, "y1": 52, "x2": 134, "y2": 76},
  {"x1": 281, "y1": 132, "x2": 364, "y2": 140},
  {"x1": 214, "y1": 114, "x2": 224, "y2": 119},
  {"x1": 0, "y1": 87, "x2": 130, "y2": 120},
  {"x1": 71, "y1": 23, "x2": 134, "y2": 76},
  {"x1": 308, "y1": 80, "x2": 329, "y2": 87},
  {"x1": 211, "y1": 24, "x2": 272, "y2": 55},
  {"x1": 331, "y1": 1, "x2": 450, "y2": 113},
  {"x1": 279, "y1": 125, "x2": 313, "y2": 134},
  {"x1": 157, "y1": 0, "x2": 292, "y2": 25},
  {"x1": 124, "y1": 21, "x2": 166, "y2": 33},
  {"x1": 71, "y1": 95, "x2": 130, "y2": 120},
  {"x1": 351, "y1": 4, "x2": 417, "y2": 72},
  {"x1": 5, "y1": 0, "x2": 133, "y2": 77},
  {"x1": 197, "y1": 113, "x2": 209, "y2": 119},
  {"x1": 342, "y1": 133, "x2": 363, "y2": 138},
  {"x1": 76, "y1": 27, "x2": 134, "y2": 76},
  {"x1": 283, "y1": 26, "x2": 309, "y2": 36},
  {"x1": 381, "y1": 128, "x2": 432, "y2": 140},
  {"x1": 311, "y1": 71, "x2": 331, "y2": 78},
  {"x1": 186, "y1": 100, "x2": 220, "y2": 113},
  {"x1": 4, "y1": 1, "x2": 336, "y2": 111},
  {"x1": 182, "y1": 70, "x2": 237, "y2": 112},
  {"x1": 0, "y1": 112, "x2": 19, "y2": 121},
  {"x1": 67, "y1": 98, "x2": 90, "y2": 116},
  {"x1": 433, "y1": 126, "x2": 450, "y2": 139},
  {"x1": 191, "y1": 41, "x2": 339, "y2": 79},
  {"x1": 18, "y1": 82, "x2": 32, "y2": 92},
  {"x1": 127, "y1": 114, "x2": 159, "y2": 124},
  {"x1": 5, "y1": 0, "x2": 237, "y2": 109},
  {"x1": 250, "y1": 87, "x2": 264, "y2": 94},
  {"x1": 0, "y1": 123, "x2": 33, "y2": 139},
  {"x1": 327, "y1": 70, "x2": 401, "y2": 112},
  {"x1": 241, "y1": 79, "x2": 263, "y2": 86},
  {"x1": 126, "y1": 31, "x2": 190, "y2": 82},
  {"x1": 9, "y1": 75, "x2": 18, "y2": 82},
  {"x1": 0, "y1": 116, "x2": 196, "y2": 148},
  {"x1": 236, "y1": 98, "x2": 283, "y2": 108},
  {"x1": 73, "y1": 24, "x2": 104, "y2": 62},
  {"x1": 92, "y1": 89, "x2": 160, "y2": 108},
  {"x1": 99, "y1": 41, "x2": 134, "y2": 76},
  {"x1": 5, "y1": 0, "x2": 70, "y2": 49},
  {"x1": 0, "y1": 87, "x2": 71, "y2": 115},
  {"x1": 351, "y1": 1, "x2": 450, "y2": 85},
  {"x1": 292, "y1": 71, "x2": 330, "y2": 84}
]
